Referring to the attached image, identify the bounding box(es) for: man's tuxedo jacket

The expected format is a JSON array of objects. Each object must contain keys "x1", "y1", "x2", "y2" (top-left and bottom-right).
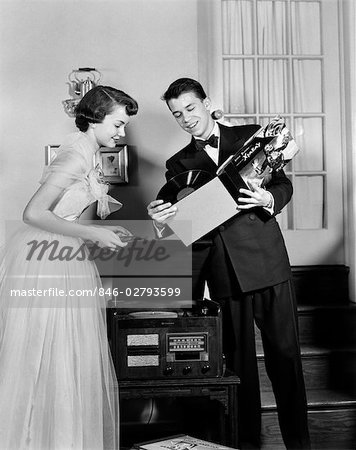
[{"x1": 165, "y1": 123, "x2": 292, "y2": 293}]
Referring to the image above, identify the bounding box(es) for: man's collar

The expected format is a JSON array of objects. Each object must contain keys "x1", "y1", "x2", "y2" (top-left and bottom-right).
[{"x1": 195, "y1": 122, "x2": 220, "y2": 141}]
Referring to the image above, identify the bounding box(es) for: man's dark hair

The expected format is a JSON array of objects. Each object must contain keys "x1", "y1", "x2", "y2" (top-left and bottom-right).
[
  {"x1": 75, "y1": 85, "x2": 138, "y2": 132},
  {"x1": 161, "y1": 78, "x2": 207, "y2": 103}
]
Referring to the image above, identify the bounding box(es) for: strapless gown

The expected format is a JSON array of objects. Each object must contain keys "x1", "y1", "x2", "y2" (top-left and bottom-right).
[{"x1": 0, "y1": 132, "x2": 121, "y2": 449}]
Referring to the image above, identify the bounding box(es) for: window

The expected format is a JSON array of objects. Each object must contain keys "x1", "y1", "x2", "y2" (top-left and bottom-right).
[
  {"x1": 198, "y1": 0, "x2": 345, "y2": 264},
  {"x1": 221, "y1": 0, "x2": 325, "y2": 230}
]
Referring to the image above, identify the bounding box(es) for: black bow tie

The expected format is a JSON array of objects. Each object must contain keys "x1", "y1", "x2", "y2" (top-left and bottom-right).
[{"x1": 195, "y1": 134, "x2": 219, "y2": 151}]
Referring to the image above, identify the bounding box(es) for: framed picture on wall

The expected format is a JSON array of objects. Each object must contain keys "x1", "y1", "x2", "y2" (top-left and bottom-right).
[
  {"x1": 97, "y1": 145, "x2": 129, "y2": 184},
  {"x1": 45, "y1": 145, "x2": 60, "y2": 165},
  {"x1": 45, "y1": 144, "x2": 129, "y2": 184}
]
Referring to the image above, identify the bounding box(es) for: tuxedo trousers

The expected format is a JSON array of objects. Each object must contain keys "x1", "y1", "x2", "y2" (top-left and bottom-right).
[{"x1": 192, "y1": 242, "x2": 311, "y2": 449}]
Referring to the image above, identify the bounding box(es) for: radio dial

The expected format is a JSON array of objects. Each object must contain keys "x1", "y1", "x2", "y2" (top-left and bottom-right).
[
  {"x1": 201, "y1": 364, "x2": 211, "y2": 374},
  {"x1": 183, "y1": 366, "x2": 192, "y2": 375},
  {"x1": 164, "y1": 366, "x2": 173, "y2": 376}
]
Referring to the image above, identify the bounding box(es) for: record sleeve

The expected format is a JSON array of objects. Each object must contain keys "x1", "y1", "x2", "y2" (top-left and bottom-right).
[
  {"x1": 157, "y1": 170, "x2": 213, "y2": 204},
  {"x1": 165, "y1": 177, "x2": 239, "y2": 246}
]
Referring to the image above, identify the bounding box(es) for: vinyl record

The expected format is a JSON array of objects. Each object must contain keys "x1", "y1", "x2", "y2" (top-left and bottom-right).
[{"x1": 156, "y1": 169, "x2": 214, "y2": 204}]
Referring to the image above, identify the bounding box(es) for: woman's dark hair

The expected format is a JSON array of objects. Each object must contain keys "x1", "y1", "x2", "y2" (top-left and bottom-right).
[
  {"x1": 161, "y1": 78, "x2": 207, "y2": 103},
  {"x1": 75, "y1": 85, "x2": 138, "y2": 132}
]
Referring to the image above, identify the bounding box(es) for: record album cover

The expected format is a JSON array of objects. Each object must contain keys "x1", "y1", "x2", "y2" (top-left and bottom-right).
[
  {"x1": 134, "y1": 434, "x2": 237, "y2": 450},
  {"x1": 216, "y1": 116, "x2": 299, "y2": 190}
]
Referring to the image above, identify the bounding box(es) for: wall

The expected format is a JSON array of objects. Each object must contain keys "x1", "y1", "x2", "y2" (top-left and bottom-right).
[{"x1": 0, "y1": 0, "x2": 198, "y2": 244}]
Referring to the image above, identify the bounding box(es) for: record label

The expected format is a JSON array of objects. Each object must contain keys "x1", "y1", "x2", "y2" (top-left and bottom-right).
[{"x1": 156, "y1": 169, "x2": 213, "y2": 204}]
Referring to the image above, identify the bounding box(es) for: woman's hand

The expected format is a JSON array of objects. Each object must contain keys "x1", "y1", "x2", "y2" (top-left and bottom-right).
[
  {"x1": 86, "y1": 225, "x2": 128, "y2": 250},
  {"x1": 110, "y1": 225, "x2": 135, "y2": 243}
]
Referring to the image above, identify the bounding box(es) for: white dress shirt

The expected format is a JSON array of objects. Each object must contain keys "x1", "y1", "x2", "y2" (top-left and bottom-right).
[{"x1": 195, "y1": 123, "x2": 220, "y2": 165}]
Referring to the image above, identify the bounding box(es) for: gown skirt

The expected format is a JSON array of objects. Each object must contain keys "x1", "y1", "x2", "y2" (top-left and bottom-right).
[{"x1": 0, "y1": 224, "x2": 119, "y2": 449}]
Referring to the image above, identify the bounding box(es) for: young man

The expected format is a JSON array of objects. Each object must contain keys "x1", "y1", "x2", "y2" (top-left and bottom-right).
[{"x1": 147, "y1": 78, "x2": 310, "y2": 449}]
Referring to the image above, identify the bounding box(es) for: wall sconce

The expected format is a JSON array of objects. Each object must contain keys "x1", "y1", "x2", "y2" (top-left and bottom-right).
[{"x1": 63, "y1": 67, "x2": 102, "y2": 117}]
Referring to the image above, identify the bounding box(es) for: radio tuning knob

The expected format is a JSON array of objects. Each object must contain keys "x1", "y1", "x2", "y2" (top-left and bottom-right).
[
  {"x1": 183, "y1": 366, "x2": 192, "y2": 375},
  {"x1": 164, "y1": 366, "x2": 173, "y2": 376},
  {"x1": 201, "y1": 364, "x2": 211, "y2": 374}
]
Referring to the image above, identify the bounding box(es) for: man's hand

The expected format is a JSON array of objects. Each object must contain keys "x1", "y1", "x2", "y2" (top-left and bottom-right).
[
  {"x1": 147, "y1": 199, "x2": 177, "y2": 227},
  {"x1": 238, "y1": 181, "x2": 273, "y2": 210}
]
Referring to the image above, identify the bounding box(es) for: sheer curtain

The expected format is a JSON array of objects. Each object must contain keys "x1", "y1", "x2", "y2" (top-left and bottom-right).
[{"x1": 222, "y1": 0, "x2": 324, "y2": 230}]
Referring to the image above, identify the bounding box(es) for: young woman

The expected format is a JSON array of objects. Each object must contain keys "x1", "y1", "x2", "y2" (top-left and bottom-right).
[{"x1": 0, "y1": 85, "x2": 138, "y2": 449}]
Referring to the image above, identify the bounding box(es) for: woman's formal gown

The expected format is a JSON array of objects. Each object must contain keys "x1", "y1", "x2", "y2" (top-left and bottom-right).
[{"x1": 0, "y1": 132, "x2": 121, "y2": 449}]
